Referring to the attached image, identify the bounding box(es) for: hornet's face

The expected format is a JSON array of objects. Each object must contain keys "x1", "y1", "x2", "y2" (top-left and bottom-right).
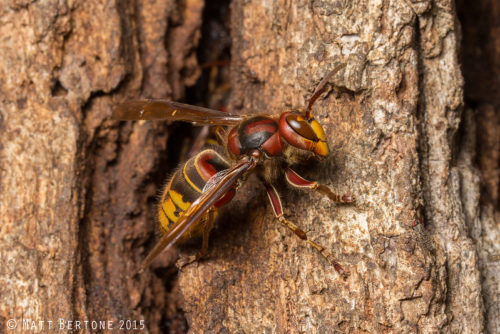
[{"x1": 279, "y1": 111, "x2": 329, "y2": 157}]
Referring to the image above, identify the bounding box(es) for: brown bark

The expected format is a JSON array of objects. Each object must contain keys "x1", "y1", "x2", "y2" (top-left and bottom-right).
[
  {"x1": 0, "y1": 0, "x2": 497, "y2": 333},
  {"x1": 0, "y1": 0, "x2": 201, "y2": 332},
  {"x1": 179, "y1": 0, "x2": 484, "y2": 332},
  {"x1": 458, "y1": 0, "x2": 500, "y2": 332}
]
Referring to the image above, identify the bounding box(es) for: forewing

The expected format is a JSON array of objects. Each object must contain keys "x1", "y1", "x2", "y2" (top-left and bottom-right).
[
  {"x1": 202, "y1": 169, "x2": 231, "y2": 193},
  {"x1": 137, "y1": 158, "x2": 256, "y2": 273},
  {"x1": 113, "y1": 99, "x2": 243, "y2": 125}
]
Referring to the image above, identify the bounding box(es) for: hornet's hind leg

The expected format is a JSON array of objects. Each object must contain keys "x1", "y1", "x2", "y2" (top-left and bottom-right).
[{"x1": 177, "y1": 209, "x2": 217, "y2": 268}]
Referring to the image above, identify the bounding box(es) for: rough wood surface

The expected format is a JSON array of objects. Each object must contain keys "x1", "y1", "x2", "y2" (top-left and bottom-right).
[
  {"x1": 0, "y1": 0, "x2": 201, "y2": 332},
  {"x1": 0, "y1": 0, "x2": 497, "y2": 333},
  {"x1": 459, "y1": 0, "x2": 500, "y2": 332},
  {"x1": 179, "y1": 0, "x2": 486, "y2": 332}
]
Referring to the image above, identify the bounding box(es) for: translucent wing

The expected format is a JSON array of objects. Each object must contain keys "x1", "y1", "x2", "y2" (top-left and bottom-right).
[
  {"x1": 202, "y1": 169, "x2": 231, "y2": 194},
  {"x1": 137, "y1": 158, "x2": 257, "y2": 273},
  {"x1": 113, "y1": 99, "x2": 243, "y2": 125}
]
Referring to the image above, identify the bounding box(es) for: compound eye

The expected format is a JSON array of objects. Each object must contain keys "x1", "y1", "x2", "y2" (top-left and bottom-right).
[{"x1": 285, "y1": 112, "x2": 319, "y2": 141}]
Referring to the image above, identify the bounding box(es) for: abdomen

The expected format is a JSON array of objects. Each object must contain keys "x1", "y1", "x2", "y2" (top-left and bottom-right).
[{"x1": 158, "y1": 149, "x2": 232, "y2": 241}]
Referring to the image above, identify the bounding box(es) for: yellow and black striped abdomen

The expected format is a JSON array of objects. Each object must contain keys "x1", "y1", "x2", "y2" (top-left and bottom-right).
[{"x1": 158, "y1": 149, "x2": 231, "y2": 241}]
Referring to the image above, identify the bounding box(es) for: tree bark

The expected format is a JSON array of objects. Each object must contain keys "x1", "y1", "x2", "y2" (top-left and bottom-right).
[
  {"x1": 179, "y1": 0, "x2": 486, "y2": 332},
  {"x1": 458, "y1": 0, "x2": 500, "y2": 332},
  {"x1": 0, "y1": 0, "x2": 202, "y2": 332},
  {"x1": 0, "y1": 0, "x2": 497, "y2": 333}
]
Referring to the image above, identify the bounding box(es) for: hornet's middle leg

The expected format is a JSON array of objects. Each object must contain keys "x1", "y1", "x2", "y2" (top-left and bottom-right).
[{"x1": 263, "y1": 182, "x2": 347, "y2": 278}]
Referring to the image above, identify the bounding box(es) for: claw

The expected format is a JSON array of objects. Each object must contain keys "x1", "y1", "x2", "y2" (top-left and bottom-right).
[
  {"x1": 333, "y1": 263, "x2": 348, "y2": 279},
  {"x1": 341, "y1": 194, "x2": 355, "y2": 204},
  {"x1": 176, "y1": 254, "x2": 198, "y2": 269},
  {"x1": 326, "y1": 255, "x2": 348, "y2": 279}
]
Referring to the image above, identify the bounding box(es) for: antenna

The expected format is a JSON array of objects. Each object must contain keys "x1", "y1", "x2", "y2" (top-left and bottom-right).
[{"x1": 305, "y1": 63, "x2": 346, "y2": 120}]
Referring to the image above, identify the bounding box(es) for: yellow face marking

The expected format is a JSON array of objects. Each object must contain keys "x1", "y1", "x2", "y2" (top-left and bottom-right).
[
  {"x1": 172, "y1": 109, "x2": 178, "y2": 116},
  {"x1": 310, "y1": 119, "x2": 327, "y2": 141},
  {"x1": 164, "y1": 197, "x2": 179, "y2": 223},
  {"x1": 314, "y1": 141, "x2": 329, "y2": 157},
  {"x1": 183, "y1": 163, "x2": 203, "y2": 193},
  {"x1": 169, "y1": 189, "x2": 191, "y2": 211}
]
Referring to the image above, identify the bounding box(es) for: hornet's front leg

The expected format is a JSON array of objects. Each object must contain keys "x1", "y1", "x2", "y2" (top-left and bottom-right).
[
  {"x1": 263, "y1": 182, "x2": 347, "y2": 278},
  {"x1": 285, "y1": 167, "x2": 355, "y2": 204}
]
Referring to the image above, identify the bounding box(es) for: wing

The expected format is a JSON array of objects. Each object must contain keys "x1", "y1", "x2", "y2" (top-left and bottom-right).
[
  {"x1": 137, "y1": 157, "x2": 257, "y2": 273},
  {"x1": 113, "y1": 99, "x2": 243, "y2": 125}
]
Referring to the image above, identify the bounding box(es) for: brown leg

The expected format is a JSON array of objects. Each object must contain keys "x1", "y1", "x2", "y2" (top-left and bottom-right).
[
  {"x1": 264, "y1": 182, "x2": 347, "y2": 278},
  {"x1": 177, "y1": 209, "x2": 216, "y2": 268},
  {"x1": 285, "y1": 167, "x2": 355, "y2": 204}
]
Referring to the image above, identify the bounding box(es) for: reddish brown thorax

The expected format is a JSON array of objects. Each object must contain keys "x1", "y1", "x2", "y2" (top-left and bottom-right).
[{"x1": 228, "y1": 116, "x2": 284, "y2": 157}]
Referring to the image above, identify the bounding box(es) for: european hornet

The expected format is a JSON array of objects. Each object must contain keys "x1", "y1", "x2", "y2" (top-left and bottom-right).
[{"x1": 113, "y1": 64, "x2": 354, "y2": 277}]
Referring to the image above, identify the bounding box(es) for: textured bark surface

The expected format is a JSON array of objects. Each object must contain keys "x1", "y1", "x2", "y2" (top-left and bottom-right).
[
  {"x1": 458, "y1": 0, "x2": 500, "y2": 332},
  {"x1": 0, "y1": 0, "x2": 201, "y2": 332},
  {"x1": 0, "y1": 0, "x2": 497, "y2": 333},
  {"x1": 179, "y1": 0, "x2": 487, "y2": 332}
]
